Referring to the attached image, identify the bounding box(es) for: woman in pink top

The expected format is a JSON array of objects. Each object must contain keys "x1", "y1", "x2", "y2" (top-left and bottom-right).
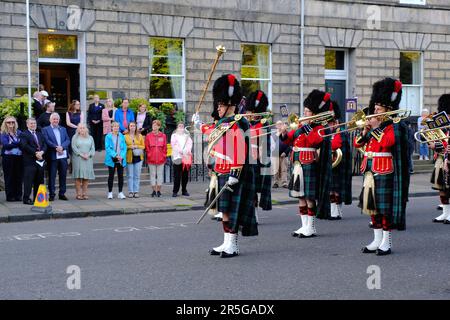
[
  {"x1": 145, "y1": 120, "x2": 167, "y2": 197},
  {"x1": 102, "y1": 98, "x2": 116, "y2": 136}
]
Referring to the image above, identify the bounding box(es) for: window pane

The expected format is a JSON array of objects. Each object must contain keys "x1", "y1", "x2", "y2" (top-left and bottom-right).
[
  {"x1": 325, "y1": 50, "x2": 345, "y2": 70},
  {"x1": 400, "y1": 52, "x2": 421, "y2": 85},
  {"x1": 241, "y1": 44, "x2": 270, "y2": 80},
  {"x1": 150, "y1": 76, "x2": 182, "y2": 99},
  {"x1": 150, "y1": 38, "x2": 183, "y2": 75},
  {"x1": 38, "y1": 34, "x2": 77, "y2": 59},
  {"x1": 241, "y1": 80, "x2": 269, "y2": 98}
]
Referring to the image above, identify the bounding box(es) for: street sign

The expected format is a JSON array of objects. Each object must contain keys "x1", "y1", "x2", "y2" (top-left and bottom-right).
[{"x1": 346, "y1": 98, "x2": 358, "y2": 113}]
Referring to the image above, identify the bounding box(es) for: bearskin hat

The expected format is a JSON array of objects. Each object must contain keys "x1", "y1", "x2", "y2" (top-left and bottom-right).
[
  {"x1": 437, "y1": 94, "x2": 450, "y2": 114},
  {"x1": 246, "y1": 90, "x2": 269, "y2": 113},
  {"x1": 330, "y1": 100, "x2": 341, "y2": 121},
  {"x1": 368, "y1": 77, "x2": 402, "y2": 114},
  {"x1": 212, "y1": 74, "x2": 242, "y2": 107},
  {"x1": 303, "y1": 89, "x2": 331, "y2": 114},
  {"x1": 211, "y1": 100, "x2": 220, "y2": 121}
]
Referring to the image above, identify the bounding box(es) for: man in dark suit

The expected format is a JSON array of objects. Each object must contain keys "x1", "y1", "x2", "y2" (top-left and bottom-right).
[
  {"x1": 32, "y1": 91, "x2": 44, "y2": 119},
  {"x1": 19, "y1": 118, "x2": 47, "y2": 205},
  {"x1": 42, "y1": 113, "x2": 70, "y2": 201},
  {"x1": 88, "y1": 94, "x2": 104, "y2": 151}
]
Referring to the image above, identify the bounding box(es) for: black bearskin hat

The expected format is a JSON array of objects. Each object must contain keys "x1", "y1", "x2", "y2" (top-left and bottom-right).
[
  {"x1": 303, "y1": 89, "x2": 331, "y2": 114},
  {"x1": 212, "y1": 74, "x2": 242, "y2": 107},
  {"x1": 211, "y1": 100, "x2": 220, "y2": 121},
  {"x1": 330, "y1": 100, "x2": 341, "y2": 121},
  {"x1": 368, "y1": 77, "x2": 402, "y2": 114},
  {"x1": 246, "y1": 90, "x2": 269, "y2": 113},
  {"x1": 438, "y1": 94, "x2": 450, "y2": 114}
]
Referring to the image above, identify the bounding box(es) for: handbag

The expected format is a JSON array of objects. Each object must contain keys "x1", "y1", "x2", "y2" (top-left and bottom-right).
[{"x1": 131, "y1": 137, "x2": 142, "y2": 163}]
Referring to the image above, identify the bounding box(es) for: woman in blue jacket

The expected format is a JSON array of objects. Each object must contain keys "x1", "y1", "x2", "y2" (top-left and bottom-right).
[
  {"x1": 105, "y1": 121, "x2": 127, "y2": 199},
  {"x1": 1, "y1": 116, "x2": 23, "y2": 201}
]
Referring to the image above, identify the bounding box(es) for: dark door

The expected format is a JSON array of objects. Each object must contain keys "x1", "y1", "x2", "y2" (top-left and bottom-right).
[{"x1": 325, "y1": 80, "x2": 346, "y2": 122}]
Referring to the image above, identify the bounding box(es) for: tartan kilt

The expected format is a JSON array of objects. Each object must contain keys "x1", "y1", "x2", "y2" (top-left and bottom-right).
[
  {"x1": 289, "y1": 162, "x2": 317, "y2": 200},
  {"x1": 430, "y1": 156, "x2": 450, "y2": 195},
  {"x1": 331, "y1": 166, "x2": 342, "y2": 193},
  {"x1": 359, "y1": 169, "x2": 394, "y2": 217},
  {"x1": 253, "y1": 164, "x2": 272, "y2": 210},
  {"x1": 217, "y1": 166, "x2": 258, "y2": 236}
]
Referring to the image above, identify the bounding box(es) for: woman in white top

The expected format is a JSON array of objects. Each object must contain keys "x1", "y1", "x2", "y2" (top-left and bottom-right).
[{"x1": 170, "y1": 122, "x2": 193, "y2": 197}]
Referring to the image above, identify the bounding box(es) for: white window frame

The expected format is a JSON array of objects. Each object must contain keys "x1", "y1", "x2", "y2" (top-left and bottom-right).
[
  {"x1": 399, "y1": 51, "x2": 424, "y2": 116},
  {"x1": 240, "y1": 43, "x2": 272, "y2": 111},
  {"x1": 399, "y1": 0, "x2": 426, "y2": 5},
  {"x1": 37, "y1": 31, "x2": 86, "y2": 115},
  {"x1": 149, "y1": 37, "x2": 186, "y2": 112}
]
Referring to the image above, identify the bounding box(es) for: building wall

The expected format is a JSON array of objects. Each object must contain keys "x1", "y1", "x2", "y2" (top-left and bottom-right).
[{"x1": 2, "y1": 0, "x2": 450, "y2": 117}]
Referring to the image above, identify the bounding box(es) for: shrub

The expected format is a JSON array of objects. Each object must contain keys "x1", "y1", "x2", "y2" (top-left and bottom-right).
[
  {"x1": 129, "y1": 98, "x2": 150, "y2": 113},
  {"x1": 0, "y1": 95, "x2": 30, "y2": 124}
]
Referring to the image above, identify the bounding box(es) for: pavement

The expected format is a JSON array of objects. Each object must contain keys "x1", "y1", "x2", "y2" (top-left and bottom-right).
[{"x1": 0, "y1": 172, "x2": 439, "y2": 224}]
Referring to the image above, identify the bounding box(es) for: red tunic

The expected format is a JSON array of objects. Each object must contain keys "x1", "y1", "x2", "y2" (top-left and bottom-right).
[
  {"x1": 283, "y1": 125, "x2": 324, "y2": 164},
  {"x1": 354, "y1": 124, "x2": 395, "y2": 174},
  {"x1": 201, "y1": 121, "x2": 247, "y2": 174},
  {"x1": 331, "y1": 131, "x2": 342, "y2": 151}
]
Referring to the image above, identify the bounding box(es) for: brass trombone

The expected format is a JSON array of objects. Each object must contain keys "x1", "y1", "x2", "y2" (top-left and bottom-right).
[
  {"x1": 414, "y1": 126, "x2": 449, "y2": 143},
  {"x1": 259, "y1": 110, "x2": 335, "y2": 131},
  {"x1": 318, "y1": 109, "x2": 411, "y2": 138}
]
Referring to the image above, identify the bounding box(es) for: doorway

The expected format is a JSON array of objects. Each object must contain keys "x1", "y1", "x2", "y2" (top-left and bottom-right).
[
  {"x1": 39, "y1": 63, "x2": 80, "y2": 114},
  {"x1": 325, "y1": 79, "x2": 346, "y2": 123}
]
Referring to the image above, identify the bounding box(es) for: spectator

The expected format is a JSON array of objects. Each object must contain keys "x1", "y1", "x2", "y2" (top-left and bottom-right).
[
  {"x1": 102, "y1": 98, "x2": 116, "y2": 136},
  {"x1": 40, "y1": 90, "x2": 50, "y2": 106},
  {"x1": 114, "y1": 98, "x2": 135, "y2": 134},
  {"x1": 1, "y1": 116, "x2": 23, "y2": 202},
  {"x1": 88, "y1": 94, "x2": 104, "y2": 151},
  {"x1": 105, "y1": 122, "x2": 127, "y2": 199},
  {"x1": 417, "y1": 109, "x2": 430, "y2": 160},
  {"x1": 71, "y1": 123, "x2": 95, "y2": 200},
  {"x1": 135, "y1": 103, "x2": 153, "y2": 136},
  {"x1": 42, "y1": 113, "x2": 70, "y2": 201},
  {"x1": 170, "y1": 122, "x2": 192, "y2": 197},
  {"x1": 19, "y1": 118, "x2": 47, "y2": 205},
  {"x1": 145, "y1": 120, "x2": 167, "y2": 197},
  {"x1": 272, "y1": 121, "x2": 290, "y2": 188},
  {"x1": 32, "y1": 91, "x2": 44, "y2": 119},
  {"x1": 66, "y1": 100, "x2": 84, "y2": 144},
  {"x1": 37, "y1": 101, "x2": 55, "y2": 132},
  {"x1": 125, "y1": 122, "x2": 145, "y2": 198}
]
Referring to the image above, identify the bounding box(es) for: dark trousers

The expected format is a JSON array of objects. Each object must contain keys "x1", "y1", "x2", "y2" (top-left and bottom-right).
[
  {"x1": 2, "y1": 155, "x2": 23, "y2": 200},
  {"x1": 172, "y1": 164, "x2": 189, "y2": 193},
  {"x1": 108, "y1": 164, "x2": 124, "y2": 192},
  {"x1": 23, "y1": 163, "x2": 44, "y2": 201},
  {"x1": 48, "y1": 158, "x2": 68, "y2": 196},
  {"x1": 91, "y1": 122, "x2": 103, "y2": 151}
]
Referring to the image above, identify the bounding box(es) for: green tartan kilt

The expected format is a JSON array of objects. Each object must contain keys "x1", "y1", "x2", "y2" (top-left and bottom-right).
[
  {"x1": 359, "y1": 170, "x2": 394, "y2": 216},
  {"x1": 253, "y1": 164, "x2": 272, "y2": 210},
  {"x1": 289, "y1": 162, "x2": 317, "y2": 200},
  {"x1": 217, "y1": 168, "x2": 258, "y2": 236},
  {"x1": 331, "y1": 166, "x2": 342, "y2": 193}
]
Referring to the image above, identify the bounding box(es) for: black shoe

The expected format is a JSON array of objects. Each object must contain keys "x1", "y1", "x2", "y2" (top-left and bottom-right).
[
  {"x1": 172, "y1": 193, "x2": 178, "y2": 197},
  {"x1": 433, "y1": 218, "x2": 444, "y2": 223},
  {"x1": 437, "y1": 205, "x2": 443, "y2": 211},
  {"x1": 59, "y1": 194, "x2": 68, "y2": 201},
  {"x1": 49, "y1": 195, "x2": 55, "y2": 201},
  {"x1": 157, "y1": 191, "x2": 161, "y2": 197},
  {"x1": 220, "y1": 251, "x2": 238, "y2": 258},
  {"x1": 291, "y1": 232, "x2": 299, "y2": 237},
  {"x1": 299, "y1": 233, "x2": 316, "y2": 238},
  {"x1": 362, "y1": 247, "x2": 376, "y2": 253},
  {"x1": 376, "y1": 248, "x2": 391, "y2": 256},
  {"x1": 151, "y1": 191, "x2": 156, "y2": 197},
  {"x1": 444, "y1": 220, "x2": 450, "y2": 224},
  {"x1": 282, "y1": 184, "x2": 289, "y2": 188},
  {"x1": 273, "y1": 183, "x2": 279, "y2": 188},
  {"x1": 209, "y1": 249, "x2": 221, "y2": 256},
  {"x1": 182, "y1": 191, "x2": 190, "y2": 196},
  {"x1": 23, "y1": 199, "x2": 33, "y2": 205},
  {"x1": 329, "y1": 216, "x2": 342, "y2": 221}
]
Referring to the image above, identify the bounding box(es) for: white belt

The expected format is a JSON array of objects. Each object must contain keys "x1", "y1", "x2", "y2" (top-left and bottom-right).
[
  {"x1": 293, "y1": 147, "x2": 316, "y2": 152},
  {"x1": 364, "y1": 152, "x2": 392, "y2": 158},
  {"x1": 211, "y1": 151, "x2": 232, "y2": 162}
]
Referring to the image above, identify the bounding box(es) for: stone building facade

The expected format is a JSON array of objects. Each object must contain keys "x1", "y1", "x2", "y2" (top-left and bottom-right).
[{"x1": 1, "y1": 0, "x2": 450, "y2": 120}]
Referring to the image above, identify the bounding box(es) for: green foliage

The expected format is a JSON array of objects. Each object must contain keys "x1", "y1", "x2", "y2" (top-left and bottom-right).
[
  {"x1": 128, "y1": 98, "x2": 150, "y2": 113},
  {"x1": 114, "y1": 98, "x2": 122, "y2": 109},
  {"x1": 0, "y1": 95, "x2": 30, "y2": 123},
  {"x1": 173, "y1": 110, "x2": 185, "y2": 124},
  {"x1": 160, "y1": 102, "x2": 175, "y2": 115}
]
